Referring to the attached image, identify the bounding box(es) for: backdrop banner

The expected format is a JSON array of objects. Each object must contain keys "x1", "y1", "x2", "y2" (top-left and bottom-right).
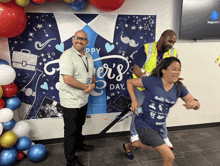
[{"x1": 8, "y1": 13, "x2": 156, "y2": 120}]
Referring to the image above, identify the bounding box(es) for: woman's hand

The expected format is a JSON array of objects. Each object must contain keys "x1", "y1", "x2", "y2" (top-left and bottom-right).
[
  {"x1": 130, "y1": 101, "x2": 140, "y2": 115},
  {"x1": 183, "y1": 99, "x2": 199, "y2": 110},
  {"x1": 182, "y1": 93, "x2": 200, "y2": 110}
]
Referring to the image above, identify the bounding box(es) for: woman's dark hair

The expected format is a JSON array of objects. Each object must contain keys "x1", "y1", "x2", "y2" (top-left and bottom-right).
[{"x1": 150, "y1": 57, "x2": 183, "y2": 97}]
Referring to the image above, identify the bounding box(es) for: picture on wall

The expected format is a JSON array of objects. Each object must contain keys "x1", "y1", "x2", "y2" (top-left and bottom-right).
[{"x1": 8, "y1": 13, "x2": 156, "y2": 120}]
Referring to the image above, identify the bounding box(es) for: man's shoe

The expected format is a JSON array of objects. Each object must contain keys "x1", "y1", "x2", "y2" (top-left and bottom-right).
[
  {"x1": 164, "y1": 137, "x2": 173, "y2": 150},
  {"x1": 75, "y1": 144, "x2": 95, "y2": 152},
  {"x1": 66, "y1": 157, "x2": 85, "y2": 166}
]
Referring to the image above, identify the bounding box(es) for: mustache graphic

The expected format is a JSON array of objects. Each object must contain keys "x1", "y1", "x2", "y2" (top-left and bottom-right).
[{"x1": 120, "y1": 35, "x2": 139, "y2": 47}]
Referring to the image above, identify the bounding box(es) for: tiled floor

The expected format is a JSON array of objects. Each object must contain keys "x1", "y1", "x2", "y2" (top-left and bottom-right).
[{"x1": 12, "y1": 126, "x2": 220, "y2": 166}]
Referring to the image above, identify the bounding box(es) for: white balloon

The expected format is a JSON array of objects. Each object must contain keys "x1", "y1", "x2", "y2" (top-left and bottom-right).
[
  {"x1": 0, "y1": 64, "x2": 16, "y2": 86},
  {"x1": 12, "y1": 121, "x2": 30, "y2": 138},
  {"x1": 0, "y1": 123, "x2": 3, "y2": 135},
  {"x1": 0, "y1": 108, "x2": 13, "y2": 122}
]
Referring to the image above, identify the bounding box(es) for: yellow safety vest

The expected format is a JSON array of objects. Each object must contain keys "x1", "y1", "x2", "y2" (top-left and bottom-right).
[{"x1": 133, "y1": 41, "x2": 178, "y2": 91}]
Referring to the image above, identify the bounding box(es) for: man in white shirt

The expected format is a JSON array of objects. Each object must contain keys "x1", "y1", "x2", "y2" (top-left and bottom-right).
[{"x1": 59, "y1": 30, "x2": 96, "y2": 166}]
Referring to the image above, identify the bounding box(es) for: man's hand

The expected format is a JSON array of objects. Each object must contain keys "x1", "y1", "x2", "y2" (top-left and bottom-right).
[{"x1": 84, "y1": 83, "x2": 95, "y2": 94}]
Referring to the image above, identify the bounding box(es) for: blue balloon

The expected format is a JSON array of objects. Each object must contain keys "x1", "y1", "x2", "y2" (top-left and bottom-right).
[
  {"x1": 2, "y1": 118, "x2": 16, "y2": 131},
  {"x1": 15, "y1": 136, "x2": 32, "y2": 151},
  {"x1": 27, "y1": 144, "x2": 47, "y2": 162},
  {"x1": 68, "y1": 0, "x2": 87, "y2": 11},
  {"x1": 0, "y1": 147, "x2": 18, "y2": 166},
  {"x1": 0, "y1": 59, "x2": 9, "y2": 65},
  {"x1": 5, "y1": 96, "x2": 21, "y2": 111}
]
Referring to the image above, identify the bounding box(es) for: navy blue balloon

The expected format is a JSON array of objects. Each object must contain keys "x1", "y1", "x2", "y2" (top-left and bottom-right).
[
  {"x1": 0, "y1": 147, "x2": 18, "y2": 166},
  {"x1": 68, "y1": 0, "x2": 87, "y2": 11},
  {"x1": 0, "y1": 59, "x2": 9, "y2": 65},
  {"x1": 5, "y1": 96, "x2": 21, "y2": 111},
  {"x1": 15, "y1": 136, "x2": 32, "y2": 151},
  {"x1": 27, "y1": 144, "x2": 47, "y2": 162},
  {"x1": 2, "y1": 118, "x2": 16, "y2": 131}
]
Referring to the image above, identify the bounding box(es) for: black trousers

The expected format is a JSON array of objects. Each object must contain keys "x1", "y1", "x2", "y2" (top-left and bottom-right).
[{"x1": 62, "y1": 104, "x2": 88, "y2": 162}]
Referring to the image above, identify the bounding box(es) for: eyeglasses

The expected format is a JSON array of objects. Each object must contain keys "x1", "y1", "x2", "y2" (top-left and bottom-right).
[{"x1": 73, "y1": 36, "x2": 88, "y2": 41}]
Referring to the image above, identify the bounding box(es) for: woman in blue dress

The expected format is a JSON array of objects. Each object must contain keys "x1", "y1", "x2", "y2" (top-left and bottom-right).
[{"x1": 123, "y1": 57, "x2": 200, "y2": 166}]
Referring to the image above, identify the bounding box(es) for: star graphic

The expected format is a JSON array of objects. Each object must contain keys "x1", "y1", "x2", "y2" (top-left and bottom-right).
[
  {"x1": 29, "y1": 32, "x2": 34, "y2": 37},
  {"x1": 139, "y1": 25, "x2": 143, "y2": 30},
  {"x1": 131, "y1": 25, "x2": 136, "y2": 30},
  {"x1": 37, "y1": 24, "x2": 43, "y2": 29}
]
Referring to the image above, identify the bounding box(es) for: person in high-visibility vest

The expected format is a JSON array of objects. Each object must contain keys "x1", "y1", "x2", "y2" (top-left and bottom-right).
[{"x1": 130, "y1": 30, "x2": 178, "y2": 150}]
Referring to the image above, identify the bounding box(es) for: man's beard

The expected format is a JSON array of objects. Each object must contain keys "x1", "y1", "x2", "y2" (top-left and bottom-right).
[{"x1": 162, "y1": 44, "x2": 170, "y2": 52}]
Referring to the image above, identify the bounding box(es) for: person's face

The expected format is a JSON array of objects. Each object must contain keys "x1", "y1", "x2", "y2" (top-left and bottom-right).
[
  {"x1": 72, "y1": 31, "x2": 88, "y2": 53},
  {"x1": 162, "y1": 61, "x2": 181, "y2": 83},
  {"x1": 162, "y1": 34, "x2": 177, "y2": 52}
]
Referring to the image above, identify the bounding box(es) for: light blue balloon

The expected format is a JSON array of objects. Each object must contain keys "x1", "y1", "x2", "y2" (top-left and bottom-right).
[
  {"x1": 15, "y1": 136, "x2": 32, "y2": 151},
  {"x1": 27, "y1": 144, "x2": 47, "y2": 162},
  {"x1": 0, "y1": 59, "x2": 9, "y2": 65},
  {"x1": 0, "y1": 147, "x2": 18, "y2": 166},
  {"x1": 2, "y1": 118, "x2": 16, "y2": 131},
  {"x1": 5, "y1": 96, "x2": 21, "y2": 111}
]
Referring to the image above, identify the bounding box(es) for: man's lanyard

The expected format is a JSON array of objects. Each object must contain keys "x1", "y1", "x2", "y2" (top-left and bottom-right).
[{"x1": 78, "y1": 54, "x2": 88, "y2": 72}]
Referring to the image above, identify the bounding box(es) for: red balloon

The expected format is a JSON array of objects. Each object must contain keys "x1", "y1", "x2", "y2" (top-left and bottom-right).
[
  {"x1": 2, "y1": 83, "x2": 18, "y2": 98},
  {"x1": 0, "y1": 143, "x2": 2, "y2": 149},
  {"x1": 0, "y1": 1, "x2": 27, "y2": 38},
  {"x1": 89, "y1": 0, "x2": 125, "y2": 11},
  {"x1": 17, "y1": 151, "x2": 25, "y2": 160},
  {"x1": 32, "y1": 0, "x2": 45, "y2": 4},
  {"x1": 0, "y1": 98, "x2": 5, "y2": 109}
]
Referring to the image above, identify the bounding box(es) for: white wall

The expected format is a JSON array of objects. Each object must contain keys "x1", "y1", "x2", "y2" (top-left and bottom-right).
[{"x1": 1, "y1": 0, "x2": 220, "y2": 140}]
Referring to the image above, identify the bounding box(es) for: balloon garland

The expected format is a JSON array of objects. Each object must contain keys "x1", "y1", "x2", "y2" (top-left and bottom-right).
[{"x1": 0, "y1": 60, "x2": 47, "y2": 165}]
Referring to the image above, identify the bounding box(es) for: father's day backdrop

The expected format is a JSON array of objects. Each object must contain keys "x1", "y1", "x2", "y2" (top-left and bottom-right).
[{"x1": 8, "y1": 13, "x2": 156, "y2": 120}]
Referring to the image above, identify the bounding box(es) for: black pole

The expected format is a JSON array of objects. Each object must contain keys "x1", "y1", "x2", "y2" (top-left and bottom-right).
[{"x1": 99, "y1": 106, "x2": 130, "y2": 135}]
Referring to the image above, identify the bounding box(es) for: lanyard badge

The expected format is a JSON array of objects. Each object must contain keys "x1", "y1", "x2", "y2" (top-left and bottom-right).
[{"x1": 78, "y1": 54, "x2": 88, "y2": 72}]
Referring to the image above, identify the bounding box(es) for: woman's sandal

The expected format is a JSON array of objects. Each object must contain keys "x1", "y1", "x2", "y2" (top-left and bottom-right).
[{"x1": 123, "y1": 143, "x2": 134, "y2": 160}]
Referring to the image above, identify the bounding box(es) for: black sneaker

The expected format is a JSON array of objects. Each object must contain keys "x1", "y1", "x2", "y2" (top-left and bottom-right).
[
  {"x1": 66, "y1": 157, "x2": 85, "y2": 166},
  {"x1": 75, "y1": 144, "x2": 95, "y2": 152}
]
